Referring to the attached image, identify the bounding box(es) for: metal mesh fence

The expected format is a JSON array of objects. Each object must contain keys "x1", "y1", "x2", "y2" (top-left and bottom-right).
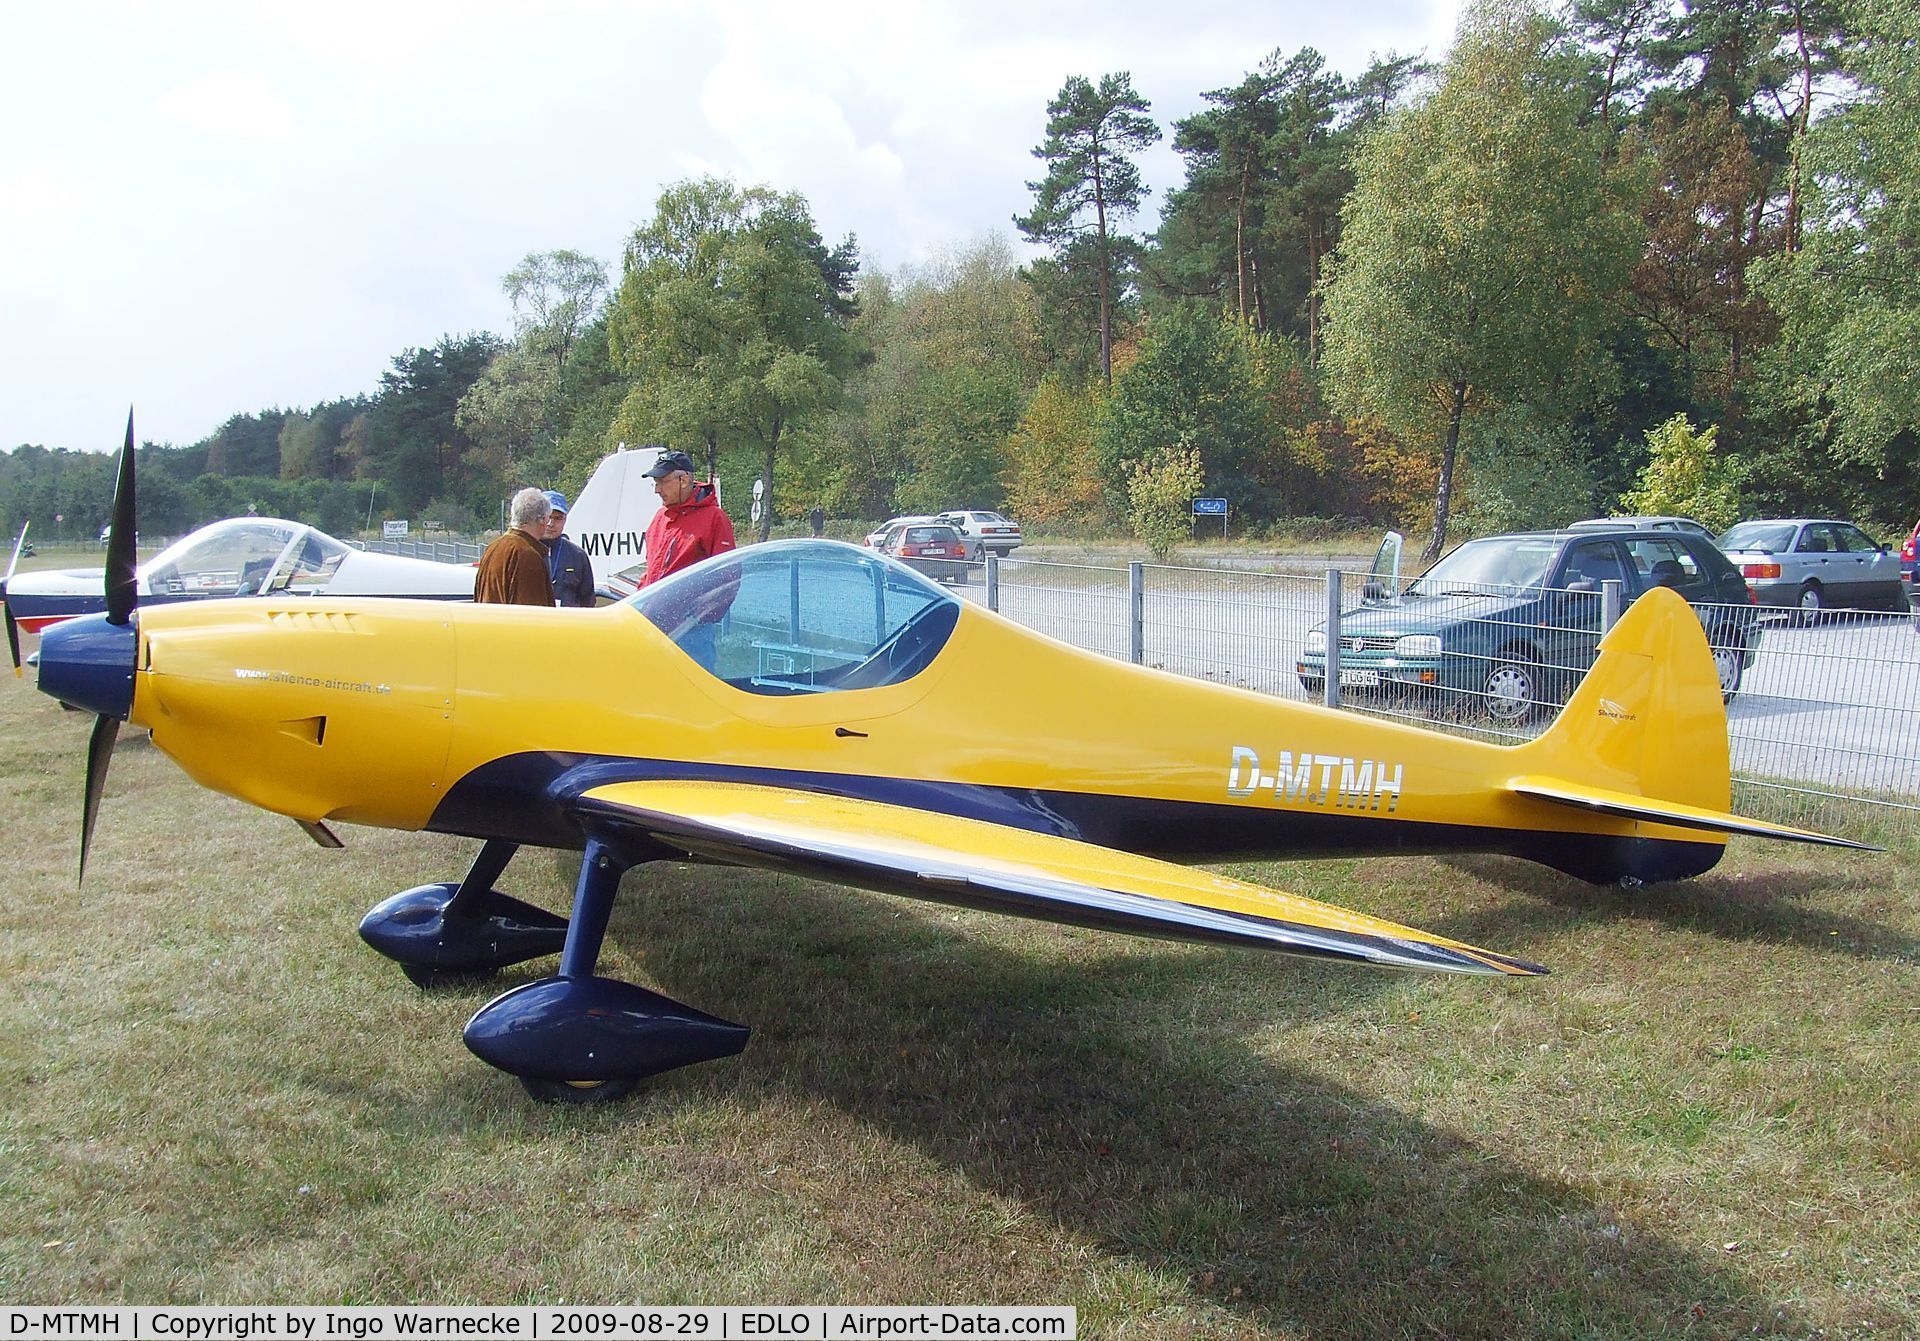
[
  {"x1": 363, "y1": 537, "x2": 484, "y2": 564},
  {"x1": 991, "y1": 558, "x2": 1132, "y2": 662},
  {"x1": 976, "y1": 556, "x2": 1920, "y2": 819}
]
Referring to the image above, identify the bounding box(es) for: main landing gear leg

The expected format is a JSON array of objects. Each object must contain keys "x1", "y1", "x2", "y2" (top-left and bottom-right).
[
  {"x1": 462, "y1": 838, "x2": 750, "y2": 1105},
  {"x1": 357, "y1": 838, "x2": 570, "y2": 988}
]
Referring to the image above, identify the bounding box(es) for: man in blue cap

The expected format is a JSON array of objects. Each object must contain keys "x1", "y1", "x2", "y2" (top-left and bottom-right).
[
  {"x1": 638, "y1": 449, "x2": 735, "y2": 587},
  {"x1": 541, "y1": 489, "x2": 597, "y2": 608}
]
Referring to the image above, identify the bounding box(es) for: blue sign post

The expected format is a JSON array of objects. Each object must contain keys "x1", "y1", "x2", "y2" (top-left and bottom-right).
[{"x1": 1192, "y1": 497, "x2": 1228, "y2": 538}]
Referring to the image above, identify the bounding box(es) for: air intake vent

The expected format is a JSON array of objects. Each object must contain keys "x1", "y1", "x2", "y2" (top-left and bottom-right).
[{"x1": 265, "y1": 610, "x2": 363, "y2": 634}]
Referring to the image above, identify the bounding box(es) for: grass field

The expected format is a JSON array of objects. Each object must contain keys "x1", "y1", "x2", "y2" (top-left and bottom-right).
[{"x1": 0, "y1": 648, "x2": 1914, "y2": 1335}]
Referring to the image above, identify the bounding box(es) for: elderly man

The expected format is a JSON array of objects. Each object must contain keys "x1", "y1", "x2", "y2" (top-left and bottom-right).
[
  {"x1": 540, "y1": 489, "x2": 596, "y2": 608},
  {"x1": 475, "y1": 487, "x2": 556, "y2": 606},
  {"x1": 638, "y1": 450, "x2": 736, "y2": 587}
]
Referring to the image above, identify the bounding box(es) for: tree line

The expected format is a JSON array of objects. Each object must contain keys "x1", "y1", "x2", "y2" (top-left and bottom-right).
[{"x1": 4, "y1": 0, "x2": 1914, "y2": 562}]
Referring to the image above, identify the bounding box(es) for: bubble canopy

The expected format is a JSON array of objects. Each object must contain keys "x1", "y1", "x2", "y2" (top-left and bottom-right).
[
  {"x1": 626, "y1": 540, "x2": 961, "y2": 695},
  {"x1": 143, "y1": 518, "x2": 351, "y2": 597}
]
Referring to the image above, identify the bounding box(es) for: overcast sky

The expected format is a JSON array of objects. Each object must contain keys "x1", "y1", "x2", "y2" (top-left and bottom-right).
[{"x1": 2, "y1": 0, "x2": 1462, "y2": 452}]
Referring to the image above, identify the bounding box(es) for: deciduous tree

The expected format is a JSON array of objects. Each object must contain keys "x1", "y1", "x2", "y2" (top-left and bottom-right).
[
  {"x1": 1619, "y1": 411, "x2": 1742, "y2": 529},
  {"x1": 1005, "y1": 376, "x2": 1107, "y2": 526},
  {"x1": 1753, "y1": 0, "x2": 1920, "y2": 484},
  {"x1": 1322, "y1": 0, "x2": 1643, "y2": 561},
  {"x1": 609, "y1": 177, "x2": 859, "y2": 541},
  {"x1": 1095, "y1": 308, "x2": 1296, "y2": 523},
  {"x1": 1127, "y1": 444, "x2": 1205, "y2": 559}
]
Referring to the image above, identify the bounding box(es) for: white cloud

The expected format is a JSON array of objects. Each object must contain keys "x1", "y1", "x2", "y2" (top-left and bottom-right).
[
  {"x1": 0, "y1": 0, "x2": 1470, "y2": 450},
  {"x1": 153, "y1": 70, "x2": 297, "y2": 143}
]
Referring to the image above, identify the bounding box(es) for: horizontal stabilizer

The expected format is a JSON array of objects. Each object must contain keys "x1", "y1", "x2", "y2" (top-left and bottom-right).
[
  {"x1": 1508, "y1": 775, "x2": 1878, "y2": 850},
  {"x1": 574, "y1": 780, "x2": 1548, "y2": 977}
]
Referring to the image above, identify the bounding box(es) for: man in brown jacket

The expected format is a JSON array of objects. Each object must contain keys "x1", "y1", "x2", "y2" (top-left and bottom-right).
[{"x1": 475, "y1": 488, "x2": 556, "y2": 606}]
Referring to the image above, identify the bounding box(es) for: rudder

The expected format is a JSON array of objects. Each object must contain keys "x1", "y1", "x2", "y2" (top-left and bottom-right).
[{"x1": 1510, "y1": 587, "x2": 1732, "y2": 882}]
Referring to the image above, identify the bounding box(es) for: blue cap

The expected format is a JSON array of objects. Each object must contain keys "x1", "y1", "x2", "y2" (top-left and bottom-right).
[
  {"x1": 542, "y1": 490, "x2": 569, "y2": 515},
  {"x1": 642, "y1": 450, "x2": 697, "y2": 479}
]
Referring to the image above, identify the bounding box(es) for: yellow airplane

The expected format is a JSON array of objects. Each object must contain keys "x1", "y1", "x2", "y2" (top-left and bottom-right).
[{"x1": 36, "y1": 429, "x2": 1863, "y2": 1103}]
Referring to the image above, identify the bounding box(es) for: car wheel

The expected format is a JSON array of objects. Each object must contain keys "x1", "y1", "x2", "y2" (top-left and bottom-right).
[
  {"x1": 1712, "y1": 640, "x2": 1745, "y2": 702},
  {"x1": 1482, "y1": 651, "x2": 1543, "y2": 724},
  {"x1": 1791, "y1": 582, "x2": 1823, "y2": 628},
  {"x1": 1298, "y1": 675, "x2": 1324, "y2": 698}
]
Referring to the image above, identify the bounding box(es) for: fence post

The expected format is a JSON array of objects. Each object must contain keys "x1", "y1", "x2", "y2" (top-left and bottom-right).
[
  {"x1": 1324, "y1": 568, "x2": 1343, "y2": 710},
  {"x1": 1602, "y1": 579, "x2": 1623, "y2": 633},
  {"x1": 1128, "y1": 562, "x2": 1144, "y2": 664},
  {"x1": 986, "y1": 553, "x2": 999, "y2": 612}
]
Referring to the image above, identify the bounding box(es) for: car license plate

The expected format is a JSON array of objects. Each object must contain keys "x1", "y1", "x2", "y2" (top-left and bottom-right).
[{"x1": 1339, "y1": 669, "x2": 1380, "y2": 687}]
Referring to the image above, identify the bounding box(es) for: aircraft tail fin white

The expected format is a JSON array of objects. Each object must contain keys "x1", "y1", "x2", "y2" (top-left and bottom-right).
[
  {"x1": 566, "y1": 445, "x2": 665, "y2": 592},
  {"x1": 1509, "y1": 587, "x2": 1872, "y2": 852}
]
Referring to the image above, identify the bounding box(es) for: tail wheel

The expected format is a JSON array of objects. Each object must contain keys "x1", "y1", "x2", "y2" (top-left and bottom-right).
[
  {"x1": 518, "y1": 1076, "x2": 640, "y2": 1105},
  {"x1": 1482, "y1": 650, "x2": 1544, "y2": 723},
  {"x1": 1792, "y1": 582, "x2": 1824, "y2": 628}
]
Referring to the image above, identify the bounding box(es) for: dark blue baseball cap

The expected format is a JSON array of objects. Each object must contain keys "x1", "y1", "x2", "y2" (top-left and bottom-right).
[{"x1": 643, "y1": 450, "x2": 697, "y2": 479}]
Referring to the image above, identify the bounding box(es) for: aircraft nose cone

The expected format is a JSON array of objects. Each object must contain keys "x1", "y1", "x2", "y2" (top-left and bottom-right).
[{"x1": 38, "y1": 613, "x2": 136, "y2": 718}]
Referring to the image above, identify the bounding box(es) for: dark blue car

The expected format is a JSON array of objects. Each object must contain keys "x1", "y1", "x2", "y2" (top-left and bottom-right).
[{"x1": 1298, "y1": 528, "x2": 1760, "y2": 723}]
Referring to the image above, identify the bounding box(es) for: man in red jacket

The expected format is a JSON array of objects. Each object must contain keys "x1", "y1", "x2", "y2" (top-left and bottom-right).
[
  {"x1": 637, "y1": 450, "x2": 738, "y2": 670},
  {"x1": 638, "y1": 450, "x2": 736, "y2": 587}
]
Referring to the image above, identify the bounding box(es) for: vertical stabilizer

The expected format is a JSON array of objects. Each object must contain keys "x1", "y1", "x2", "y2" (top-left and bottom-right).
[
  {"x1": 1515, "y1": 586, "x2": 1731, "y2": 815},
  {"x1": 1505, "y1": 587, "x2": 1870, "y2": 865},
  {"x1": 567, "y1": 446, "x2": 665, "y2": 590}
]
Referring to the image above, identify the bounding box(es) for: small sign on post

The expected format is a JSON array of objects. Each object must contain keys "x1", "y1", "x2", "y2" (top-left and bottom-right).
[{"x1": 1192, "y1": 497, "x2": 1228, "y2": 538}]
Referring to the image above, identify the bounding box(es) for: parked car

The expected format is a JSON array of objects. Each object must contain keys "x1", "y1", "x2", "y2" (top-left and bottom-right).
[
  {"x1": 863, "y1": 515, "x2": 935, "y2": 549},
  {"x1": 1911, "y1": 561, "x2": 1920, "y2": 633},
  {"x1": 1899, "y1": 516, "x2": 1919, "y2": 582},
  {"x1": 935, "y1": 509, "x2": 1022, "y2": 556},
  {"x1": 879, "y1": 523, "x2": 973, "y2": 584},
  {"x1": 1716, "y1": 518, "x2": 1904, "y2": 625},
  {"x1": 1567, "y1": 515, "x2": 1715, "y2": 538},
  {"x1": 1296, "y1": 528, "x2": 1759, "y2": 723}
]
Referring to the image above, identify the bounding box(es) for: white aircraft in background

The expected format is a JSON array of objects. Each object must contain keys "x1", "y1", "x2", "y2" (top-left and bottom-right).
[{"x1": 3, "y1": 445, "x2": 668, "y2": 643}]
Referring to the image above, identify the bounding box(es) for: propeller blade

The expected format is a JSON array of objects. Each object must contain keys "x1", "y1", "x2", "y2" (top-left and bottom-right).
[
  {"x1": 3, "y1": 522, "x2": 24, "y2": 675},
  {"x1": 2, "y1": 520, "x2": 24, "y2": 589},
  {"x1": 105, "y1": 411, "x2": 138, "y2": 625},
  {"x1": 80, "y1": 712, "x2": 120, "y2": 884}
]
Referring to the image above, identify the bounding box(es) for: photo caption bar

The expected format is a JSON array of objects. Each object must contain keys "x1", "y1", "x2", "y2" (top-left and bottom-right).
[{"x1": 3, "y1": 1308, "x2": 1076, "y2": 1341}]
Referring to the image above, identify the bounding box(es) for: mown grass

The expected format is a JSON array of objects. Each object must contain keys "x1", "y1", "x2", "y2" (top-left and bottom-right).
[{"x1": 0, "y1": 660, "x2": 1914, "y2": 1335}]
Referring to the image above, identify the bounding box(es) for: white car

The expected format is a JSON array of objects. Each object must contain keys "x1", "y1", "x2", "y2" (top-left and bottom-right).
[{"x1": 935, "y1": 509, "x2": 1022, "y2": 556}]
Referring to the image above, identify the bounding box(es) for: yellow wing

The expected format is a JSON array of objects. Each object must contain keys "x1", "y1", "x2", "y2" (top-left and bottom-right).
[{"x1": 574, "y1": 780, "x2": 1546, "y2": 977}]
